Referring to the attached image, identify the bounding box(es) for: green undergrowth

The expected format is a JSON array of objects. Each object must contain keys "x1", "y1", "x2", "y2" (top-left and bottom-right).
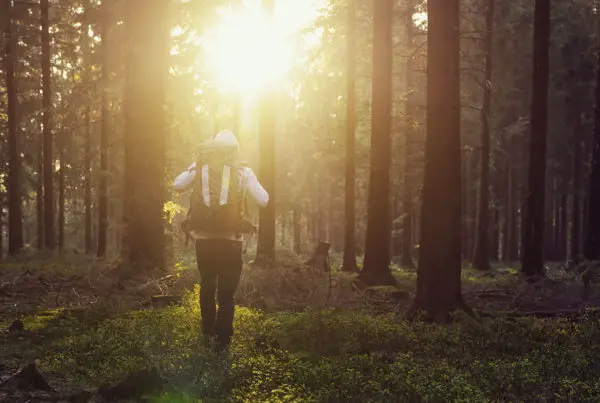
[
  {"x1": 3, "y1": 286, "x2": 600, "y2": 402},
  {"x1": 388, "y1": 264, "x2": 523, "y2": 288}
]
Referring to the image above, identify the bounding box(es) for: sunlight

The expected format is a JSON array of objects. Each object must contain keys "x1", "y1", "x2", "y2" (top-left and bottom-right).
[
  {"x1": 205, "y1": 10, "x2": 291, "y2": 93},
  {"x1": 413, "y1": 12, "x2": 428, "y2": 29},
  {"x1": 203, "y1": 0, "x2": 325, "y2": 95}
]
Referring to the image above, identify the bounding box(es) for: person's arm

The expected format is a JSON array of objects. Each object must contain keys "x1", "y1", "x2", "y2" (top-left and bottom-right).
[
  {"x1": 173, "y1": 163, "x2": 197, "y2": 192},
  {"x1": 242, "y1": 167, "x2": 269, "y2": 207}
]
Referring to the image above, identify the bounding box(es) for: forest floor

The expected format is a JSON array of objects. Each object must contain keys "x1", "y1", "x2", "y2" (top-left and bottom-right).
[{"x1": 1, "y1": 249, "x2": 600, "y2": 402}]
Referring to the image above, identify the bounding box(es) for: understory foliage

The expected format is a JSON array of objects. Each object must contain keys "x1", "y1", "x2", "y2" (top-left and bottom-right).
[{"x1": 2, "y1": 286, "x2": 599, "y2": 402}]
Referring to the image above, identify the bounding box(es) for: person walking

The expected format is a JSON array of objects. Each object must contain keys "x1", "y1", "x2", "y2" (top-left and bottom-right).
[{"x1": 173, "y1": 130, "x2": 269, "y2": 352}]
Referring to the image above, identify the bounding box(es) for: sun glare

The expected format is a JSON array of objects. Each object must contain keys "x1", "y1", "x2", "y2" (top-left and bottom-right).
[
  {"x1": 205, "y1": 10, "x2": 291, "y2": 94},
  {"x1": 204, "y1": 0, "x2": 324, "y2": 95}
]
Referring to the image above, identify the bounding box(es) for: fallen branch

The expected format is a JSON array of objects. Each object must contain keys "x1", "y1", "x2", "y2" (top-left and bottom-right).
[{"x1": 134, "y1": 274, "x2": 175, "y2": 291}]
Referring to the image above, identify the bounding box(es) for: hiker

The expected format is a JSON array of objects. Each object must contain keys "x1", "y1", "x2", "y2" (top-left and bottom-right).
[{"x1": 173, "y1": 130, "x2": 269, "y2": 352}]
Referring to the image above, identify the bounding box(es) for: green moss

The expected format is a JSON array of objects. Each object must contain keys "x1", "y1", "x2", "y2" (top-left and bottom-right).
[
  {"x1": 3, "y1": 285, "x2": 600, "y2": 401},
  {"x1": 21, "y1": 308, "x2": 65, "y2": 331}
]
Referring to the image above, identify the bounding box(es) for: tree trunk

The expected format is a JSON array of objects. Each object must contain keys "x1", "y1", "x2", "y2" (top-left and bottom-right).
[
  {"x1": 504, "y1": 163, "x2": 513, "y2": 261},
  {"x1": 255, "y1": 0, "x2": 276, "y2": 263},
  {"x1": 521, "y1": 0, "x2": 550, "y2": 277},
  {"x1": 58, "y1": 161, "x2": 65, "y2": 252},
  {"x1": 82, "y1": 18, "x2": 93, "y2": 254},
  {"x1": 293, "y1": 205, "x2": 301, "y2": 254},
  {"x1": 316, "y1": 174, "x2": 324, "y2": 240},
  {"x1": 461, "y1": 149, "x2": 469, "y2": 260},
  {"x1": 473, "y1": 0, "x2": 494, "y2": 271},
  {"x1": 5, "y1": 0, "x2": 24, "y2": 255},
  {"x1": 584, "y1": 8, "x2": 600, "y2": 261},
  {"x1": 0, "y1": 193, "x2": 3, "y2": 259},
  {"x1": 359, "y1": 0, "x2": 395, "y2": 286},
  {"x1": 544, "y1": 179, "x2": 556, "y2": 260},
  {"x1": 124, "y1": 0, "x2": 169, "y2": 269},
  {"x1": 36, "y1": 139, "x2": 44, "y2": 250},
  {"x1": 342, "y1": 0, "x2": 358, "y2": 272},
  {"x1": 508, "y1": 166, "x2": 520, "y2": 262},
  {"x1": 97, "y1": 4, "x2": 109, "y2": 258},
  {"x1": 571, "y1": 121, "x2": 583, "y2": 261},
  {"x1": 280, "y1": 213, "x2": 287, "y2": 247},
  {"x1": 491, "y1": 205, "x2": 499, "y2": 260},
  {"x1": 409, "y1": 0, "x2": 465, "y2": 320},
  {"x1": 41, "y1": 0, "x2": 55, "y2": 249},
  {"x1": 559, "y1": 193, "x2": 568, "y2": 261},
  {"x1": 400, "y1": 0, "x2": 416, "y2": 269}
]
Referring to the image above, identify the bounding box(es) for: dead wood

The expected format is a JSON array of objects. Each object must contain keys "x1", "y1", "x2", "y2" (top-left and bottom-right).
[
  {"x1": 134, "y1": 274, "x2": 175, "y2": 291},
  {"x1": 0, "y1": 362, "x2": 54, "y2": 393},
  {"x1": 144, "y1": 294, "x2": 184, "y2": 309}
]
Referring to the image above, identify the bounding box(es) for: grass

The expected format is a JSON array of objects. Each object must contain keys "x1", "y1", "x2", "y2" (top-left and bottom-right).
[{"x1": 1, "y1": 256, "x2": 598, "y2": 402}]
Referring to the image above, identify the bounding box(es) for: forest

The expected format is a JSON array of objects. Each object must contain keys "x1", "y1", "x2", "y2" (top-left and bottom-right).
[{"x1": 2, "y1": 0, "x2": 600, "y2": 401}]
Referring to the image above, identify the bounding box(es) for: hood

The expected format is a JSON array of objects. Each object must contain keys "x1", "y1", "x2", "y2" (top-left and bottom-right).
[{"x1": 204, "y1": 130, "x2": 240, "y2": 150}]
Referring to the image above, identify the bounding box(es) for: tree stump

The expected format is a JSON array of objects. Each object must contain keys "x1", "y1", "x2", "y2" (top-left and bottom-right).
[{"x1": 305, "y1": 241, "x2": 331, "y2": 272}]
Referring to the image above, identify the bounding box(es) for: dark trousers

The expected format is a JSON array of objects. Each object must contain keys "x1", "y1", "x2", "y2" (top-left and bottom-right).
[{"x1": 195, "y1": 239, "x2": 243, "y2": 345}]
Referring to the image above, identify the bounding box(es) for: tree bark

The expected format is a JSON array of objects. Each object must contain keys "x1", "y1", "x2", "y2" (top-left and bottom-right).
[
  {"x1": 97, "y1": 4, "x2": 109, "y2": 258},
  {"x1": 58, "y1": 158, "x2": 65, "y2": 252},
  {"x1": 124, "y1": 0, "x2": 169, "y2": 269},
  {"x1": 293, "y1": 205, "x2": 301, "y2": 254},
  {"x1": 342, "y1": 0, "x2": 358, "y2": 272},
  {"x1": 5, "y1": 0, "x2": 24, "y2": 255},
  {"x1": 41, "y1": 0, "x2": 55, "y2": 249},
  {"x1": 544, "y1": 178, "x2": 556, "y2": 260},
  {"x1": 359, "y1": 0, "x2": 395, "y2": 286},
  {"x1": 255, "y1": 0, "x2": 276, "y2": 263},
  {"x1": 584, "y1": 7, "x2": 600, "y2": 261},
  {"x1": 82, "y1": 17, "x2": 92, "y2": 254},
  {"x1": 521, "y1": 0, "x2": 550, "y2": 277},
  {"x1": 409, "y1": 0, "x2": 465, "y2": 320},
  {"x1": 36, "y1": 138, "x2": 44, "y2": 250},
  {"x1": 472, "y1": 0, "x2": 494, "y2": 271},
  {"x1": 491, "y1": 204, "x2": 499, "y2": 260},
  {"x1": 461, "y1": 149, "x2": 469, "y2": 260},
  {"x1": 559, "y1": 193, "x2": 567, "y2": 261},
  {"x1": 507, "y1": 164, "x2": 520, "y2": 261},
  {"x1": 400, "y1": 0, "x2": 416, "y2": 269},
  {"x1": 571, "y1": 117, "x2": 583, "y2": 261}
]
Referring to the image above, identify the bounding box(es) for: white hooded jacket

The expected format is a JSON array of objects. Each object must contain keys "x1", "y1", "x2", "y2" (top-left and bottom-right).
[{"x1": 173, "y1": 130, "x2": 269, "y2": 241}]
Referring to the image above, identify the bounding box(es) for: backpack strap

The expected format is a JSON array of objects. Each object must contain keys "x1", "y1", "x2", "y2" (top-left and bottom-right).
[
  {"x1": 198, "y1": 163, "x2": 245, "y2": 206},
  {"x1": 200, "y1": 164, "x2": 210, "y2": 206}
]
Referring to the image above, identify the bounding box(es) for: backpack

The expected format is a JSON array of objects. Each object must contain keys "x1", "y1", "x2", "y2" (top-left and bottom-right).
[{"x1": 186, "y1": 162, "x2": 247, "y2": 234}]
